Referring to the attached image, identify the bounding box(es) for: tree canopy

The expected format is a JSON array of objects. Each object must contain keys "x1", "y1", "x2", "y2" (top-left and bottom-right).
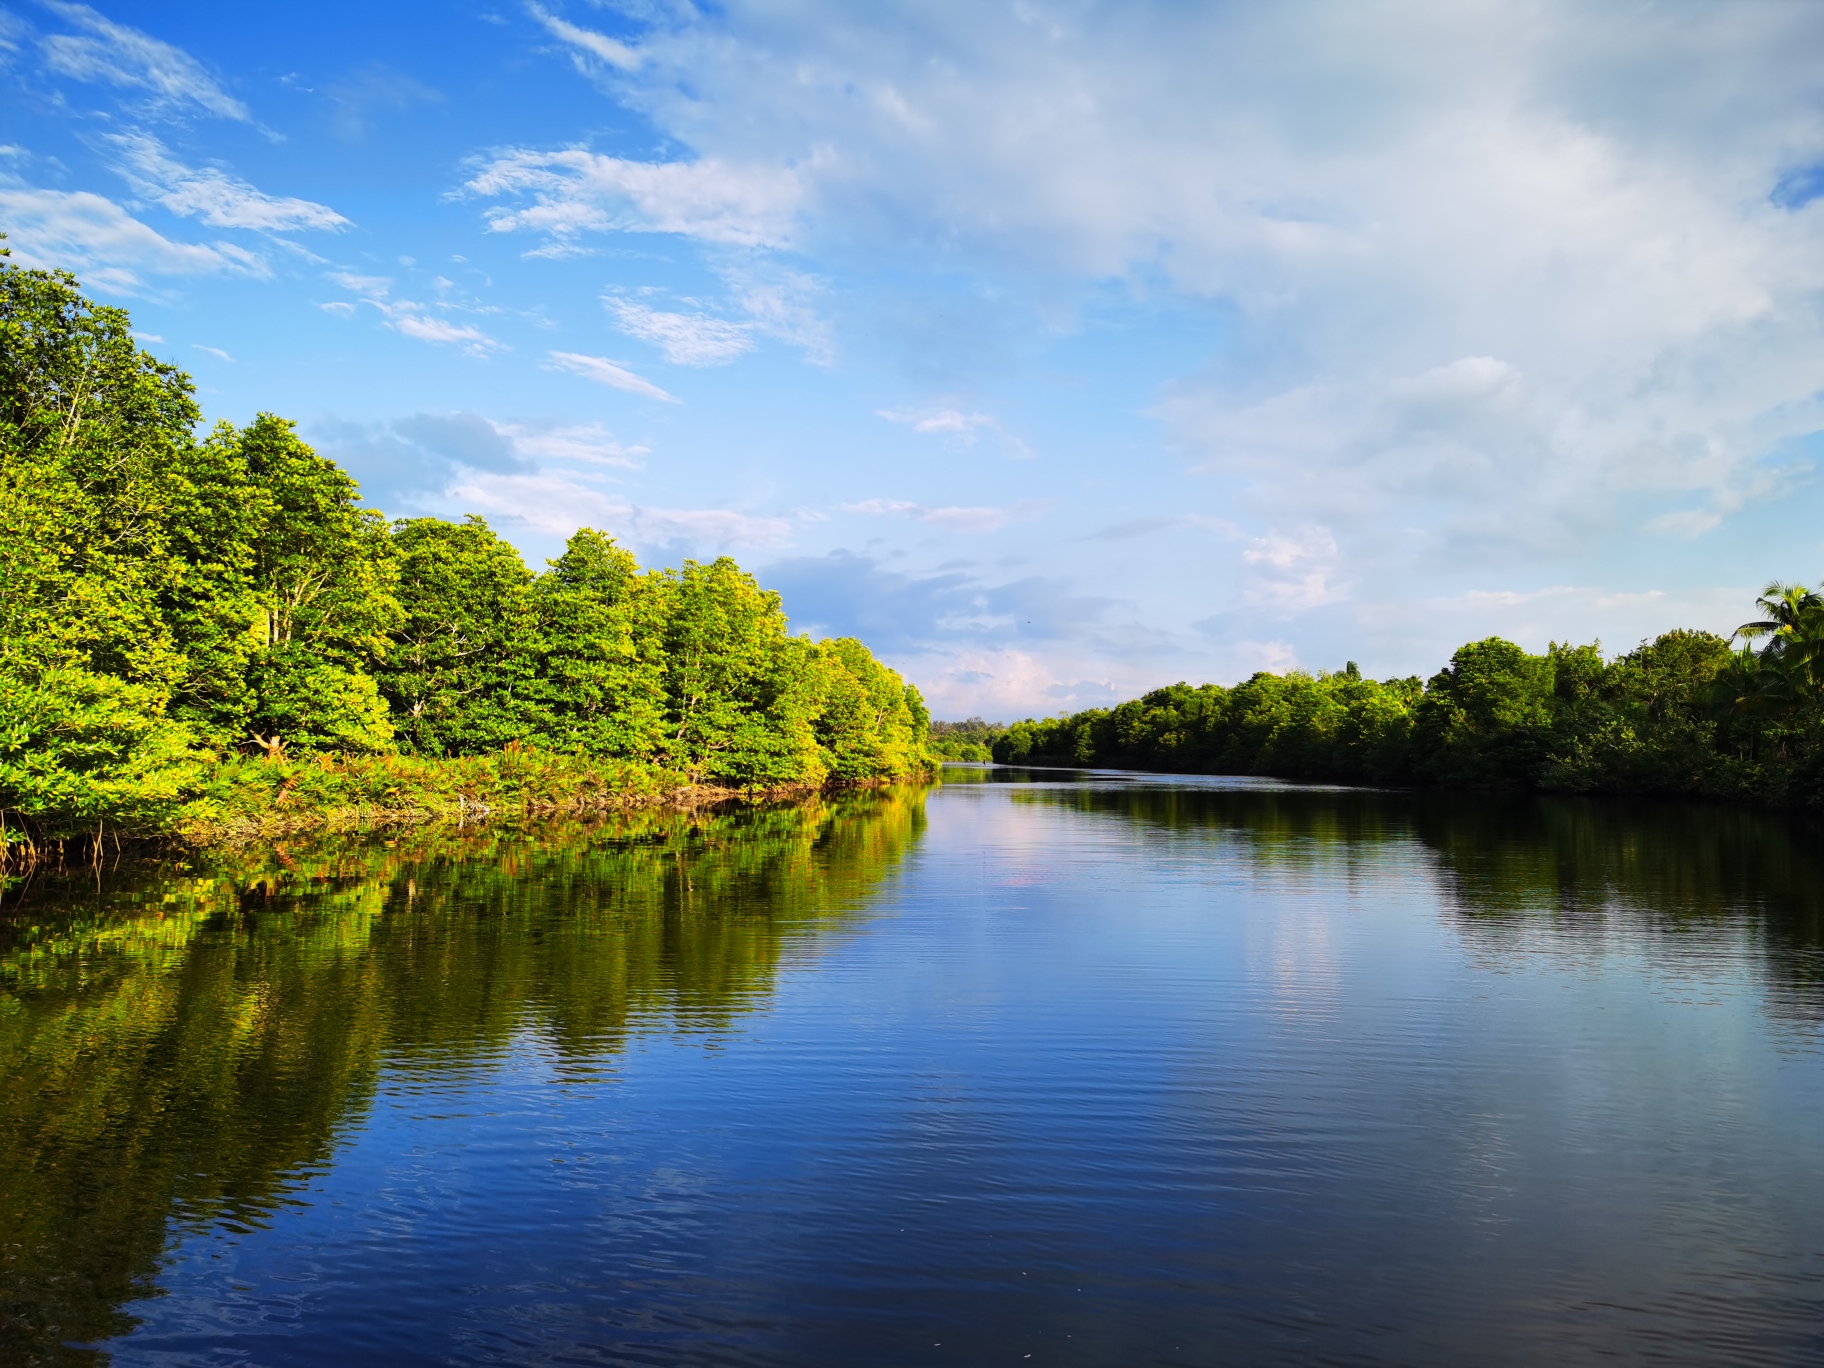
[
  {"x1": 989, "y1": 608, "x2": 1824, "y2": 806},
  {"x1": 0, "y1": 252, "x2": 932, "y2": 842}
]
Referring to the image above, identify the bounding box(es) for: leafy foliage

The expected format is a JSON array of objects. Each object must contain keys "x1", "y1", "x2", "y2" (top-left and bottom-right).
[
  {"x1": 928, "y1": 717, "x2": 1007, "y2": 761},
  {"x1": 0, "y1": 254, "x2": 932, "y2": 845},
  {"x1": 992, "y1": 614, "x2": 1824, "y2": 806},
  {"x1": 383, "y1": 515, "x2": 536, "y2": 756}
]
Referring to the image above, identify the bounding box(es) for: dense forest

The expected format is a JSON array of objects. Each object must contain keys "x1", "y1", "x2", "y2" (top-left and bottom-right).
[
  {"x1": 0, "y1": 252, "x2": 931, "y2": 848},
  {"x1": 992, "y1": 609, "x2": 1824, "y2": 806}
]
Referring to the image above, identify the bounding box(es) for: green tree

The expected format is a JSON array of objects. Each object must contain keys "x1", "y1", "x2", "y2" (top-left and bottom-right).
[
  {"x1": 233, "y1": 415, "x2": 401, "y2": 755},
  {"x1": 1541, "y1": 630, "x2": 1733, "y2": 794},
  {"x1": 525, "y1": 529, "x2": 669, "y2": 760},
  {"x1": 0, "y1": 253, "x2": 933, "y2": 842},
  {"x1": 656, "y1": 557, "x2": 813, "y2": 785},
  {"x1": 811, "y1": 636, "x2": 932, "y2": 779},
  {"x1": 0, "y1": 250, "x2": 196, "y2": 691},
  {"x1": 928, "y1": 717, "x2": 1007, "y2": 762},
  {"x1": 0, "y1": 248, "x2": 203, "y2": 831},
  {"x1": 1412, "y1": 638, "x2": 1557, "y2": 788},
  {"x1": 158, "y1": 423, "x2": 266, "y2": 746},
  {"x1": 379, "y1": 516, "x2": 535, "y2": 755}
]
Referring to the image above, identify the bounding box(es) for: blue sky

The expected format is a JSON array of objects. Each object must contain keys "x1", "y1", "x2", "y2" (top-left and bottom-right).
[{"x1": 3, "y1": 0, "x2": 1823, "y2": 718}]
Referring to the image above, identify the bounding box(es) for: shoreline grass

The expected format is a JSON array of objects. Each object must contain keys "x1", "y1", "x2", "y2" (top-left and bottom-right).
[{"x1": 1, "y1": 745, "x2": 928, "y2": 870}]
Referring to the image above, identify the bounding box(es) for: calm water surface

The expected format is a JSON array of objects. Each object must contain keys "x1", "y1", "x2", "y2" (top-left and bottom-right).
[{"x1": 6, "y1": 771, "x2": 1824, "y2": 1365}]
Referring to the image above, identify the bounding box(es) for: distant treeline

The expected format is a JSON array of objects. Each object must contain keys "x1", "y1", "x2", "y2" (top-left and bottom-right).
[
  {"x1": 0, "y1": 252, "x2": 930, "y2": 843},
  {"x1": 929, "y1": 717, "x2": 1008, "y2": 762},
  {"x1": 990, "y1": 607, "x2": 1824, "y2": 806}
]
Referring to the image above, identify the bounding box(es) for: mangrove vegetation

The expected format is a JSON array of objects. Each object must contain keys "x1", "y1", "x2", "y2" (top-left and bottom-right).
[
  {"x1": 0, "y1": 252, "x2": 931, "y2": 850},
  {"x1": 993, "y1": 597, "x2": 1824, "y2": 806}
]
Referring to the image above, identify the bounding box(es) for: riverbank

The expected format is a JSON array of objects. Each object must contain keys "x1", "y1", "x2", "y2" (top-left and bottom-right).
[{"x1": 1, "y1": 746, "x2": 930, "y2": 868}]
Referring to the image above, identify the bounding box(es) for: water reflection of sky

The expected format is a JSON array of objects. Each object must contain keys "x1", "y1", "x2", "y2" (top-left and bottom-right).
[{"x1": 6, "y1": 779, "x2": 1824, "y2": 1365}]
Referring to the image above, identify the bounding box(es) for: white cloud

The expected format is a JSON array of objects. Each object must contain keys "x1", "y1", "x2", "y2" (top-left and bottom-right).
[
  {"x1": 327, "y1": 270, "x2": 390, "y2": 296},
  {"x1": 465, "y1": 147, "x2": 810, "y2": 249},
  {"x1": 1646, "y1": 509, "x2": 1723, "y2": 540},
  {"x1": 843, "y1": 497, "x2": 1053, "y2": 532},
  {"x1": 718, "y1": 261, "x2": 834, "y2": 364},
  {"x1": 320, "y1": 273, "x2": 503, "y2": 356},
  {"x1": 526, "y1": 2, "x2": 640, "y2": 74},
  {"x1": 845, "y1": 497, "x2": 919, "y2": 517},
  {"x1": 38, "y1": 1, "x2": 250, "y2": 121},
  {"x1": 877, "y1": 406, "x2": 994, "y2": 439},
  {"x1": 1239, "y1": 527, "x2": 1346, "y2": 613},
  {"x1": 898, "y1": 645, "x2": 1085, "y2": 720},
  {"x1": 105, "y1": 131, "x2": 348, "y2": 233},
  {"x1": 495, "y1": 420, "x2": 646, "y2": 470},
  {"x1": 1357, "y1": 584, "x2": 1757, "y2": 661},
  {"x1": 608, "y1": 298, "x2": 752, "y2": 365},
  {"x1": 384, "y1": 307, "x2": 502, "y2": 354},
  {"x1": 389, "y1": 411, "x2": 645, "y2": 473},
  {"x1": 450, "y1": 470, "x2": 792, "y2": 549},
  {"x1": 0, "y1": 186, "x2": 265, "y2": 291},
  {"x1": 876, "y1": 404, "x2": 1035, "y2": 458},
  {"x1": 192, "y1": 343, "x2": 233, "y2": 362},
  {"x1": 325, "y1": 63, "x2": 442, "y2": 142},
  {"x1": 534, "y1": 0, "x2": 1824, "y2": 615},
  {"x1": 546, "y1": 350, "x2": 680, "y2": 403}
]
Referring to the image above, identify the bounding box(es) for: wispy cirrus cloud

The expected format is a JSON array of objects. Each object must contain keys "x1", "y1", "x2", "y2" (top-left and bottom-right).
[
  {"x1": 36, "y1": 1, "x2": 251, "y2": 121},
  {"x1": 843, "y1": 497, "x2": 1053, "y2": 532},
  {"x1": 390, "y1": 411, "x2": 644, "y2": 473},
  {"x1": 326, "y1": 270, "x2": 390, "y2": 295},
  {"x1": 526, "y1": 2, "x2": 640, "y2": 75},
  {"x1": 317, "y1": 270, "x2": 504, "y2": 357},
  {"x1": 720, "y1": 261, "x2": 834, "y2": 364},
  {"x1": 1082, "y1": 513, "x2": 1237, "y2": 542},
  {"x1": 546, "y1": 350, "x2": 679, "y2": 402},
  {"x1": 0, "y1": 186, "x2": 264, "y2": 292},
  {"x1": 608, "y1": 298, "x2": 752, "y2": 365},
  {"x1": 877, "y1": 407, "x2": 994, "y2": 439},
  {"x1": 376, "y1": 303, "x2": 502, "y2": 355},
  {"x1": 324, "y1": 63, "x2": 443, "y2": 142},
  {"x1": 104, "y1": 131, "x2": 348, "y2": 233},
  {"x1": 464, "y1": 147, "x2": 810, "y2": 249},
  {"x1": 876, "y1": 404, "x2": 1034, "y2": 458}
]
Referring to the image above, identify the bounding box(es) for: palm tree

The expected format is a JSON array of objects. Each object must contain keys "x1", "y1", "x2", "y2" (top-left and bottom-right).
[
  {"x1": 1735, "y1": 581, "x2": 1824, "y2": 691},
  {"x1": 1736, "y1": 581, "x2": 1822, "y2": 643}
]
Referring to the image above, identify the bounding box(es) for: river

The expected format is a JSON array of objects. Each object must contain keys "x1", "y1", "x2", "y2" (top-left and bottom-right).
[{"x1": 4, "y1": 769, "x2": 1824, "y2": 1365}]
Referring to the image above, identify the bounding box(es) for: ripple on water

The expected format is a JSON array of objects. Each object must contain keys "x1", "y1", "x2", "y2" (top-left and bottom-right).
[{"x1": 4, "y1": 779, "x2": 1823, "y2": 1365}]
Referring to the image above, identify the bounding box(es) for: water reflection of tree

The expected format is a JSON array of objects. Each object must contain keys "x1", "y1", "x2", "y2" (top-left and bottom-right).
[
  {"x1": 1005, "y1": 778, "x2": 1824, "y2": 1028},
  {"x1": 1403, "y1": 793, "x2": 1824, "y2": 1031},
  {"x1": 1006, "y1": 780, "x2": 1421, "y2": 865},
  {"x1": 0, "y1": 785, "x2": 928, "y2": 1366}
]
